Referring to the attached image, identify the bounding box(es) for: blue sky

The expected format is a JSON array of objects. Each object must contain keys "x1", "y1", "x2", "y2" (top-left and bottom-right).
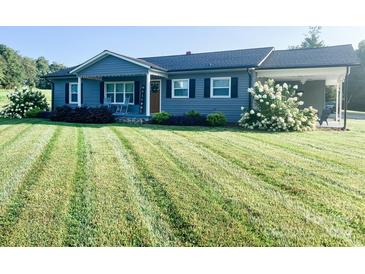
[{"x1": 1, "y1": 26, "x2": 365, "y2": 66}]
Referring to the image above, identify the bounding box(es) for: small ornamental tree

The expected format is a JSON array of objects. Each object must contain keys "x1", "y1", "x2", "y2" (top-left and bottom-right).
[
  {"x1": 0, "y1": 89, "x2": 49, "y2": 118},
  {"x1": 238, "y1": 80, "x2": 318, "y2": 131}
]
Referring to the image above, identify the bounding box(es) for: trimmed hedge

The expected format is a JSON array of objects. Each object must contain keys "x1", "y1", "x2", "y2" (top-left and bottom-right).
[
  {"x1": 207, "y1": 112, "x2": 227, "y2": 127},
  {"x1": 151, "y1": 111, "x2": 227, "y2": 127},
  {"x1": 50, "y1": 106, "x2": 115, "y2": 124}
]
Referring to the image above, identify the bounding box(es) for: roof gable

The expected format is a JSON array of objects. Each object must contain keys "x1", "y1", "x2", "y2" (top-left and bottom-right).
[
  {"x1": 70, "y1": 50, "x2": 166, "y2": 75},
  {"x1": 75, "y1": 55, "x2": 149, "y2": 77}
]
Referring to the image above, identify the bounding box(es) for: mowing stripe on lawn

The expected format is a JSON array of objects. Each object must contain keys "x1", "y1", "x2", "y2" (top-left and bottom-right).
[
  {"x1": 111, "y1": 126, "x2": 201, "y2": 246},
  {"x1": 242, "y1": 132, "x2": 365, "y2": 175},
  {"x1": 0, "y1": 123, "x2": 34, "y2": 151},
  {"x1": 131, "y1": 127, "x2": 268, "y2": 246},
  {"x1": 4, "y1": 125, "x2": 79, "y2": 246},
  {"x1": 0, "y1": 126, "x2": 60, "y2": 245},
  {"x1": 103, "y1": 127, "x2": 177, "y2": 246},
  {"x1": 213, "y1": 130, "x2": 365, "y2": 194},
  {"x1": 198, "y1": 130, "x2": 365, "y2": 199},
  {"x1": 81, "y1": 126, "x2": 155, "y2": 246},
  {"x1": 141, "y1": 127, "x2": 358, "y2": 246},
  {"x1": 0, "y1": 124, "x2": 56, "y2": 205},
  {"x1": 172, "y1": 129, "x2": 365, "y2": 244},
  {"x1": 63, "y1": 127, "x2": 97, "y2": 247}
]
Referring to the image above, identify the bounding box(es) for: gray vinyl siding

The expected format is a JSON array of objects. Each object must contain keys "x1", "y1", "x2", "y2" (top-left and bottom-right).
[
  {"x1": 53, "y1": 78, "x2": 77, "y2": 108},
  {"x1": 77, "y1": 55, "x2": 148, "y2": 77},
  {"x1": 161, "y1": 71, "x2": 250, "y2": 122}
]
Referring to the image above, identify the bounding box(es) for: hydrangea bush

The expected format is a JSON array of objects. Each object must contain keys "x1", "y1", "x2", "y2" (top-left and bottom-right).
[
  {"x1": 238, "y1": 80, "x2": 318, "y2": 131},
  {"x1": 0, "y1": 89, "x2": 49, "y2": 118}
]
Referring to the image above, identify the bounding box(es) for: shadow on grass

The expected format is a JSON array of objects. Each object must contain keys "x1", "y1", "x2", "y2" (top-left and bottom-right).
[{"x1": 0, "y1": 118, "x2": 298, "y2": 134}]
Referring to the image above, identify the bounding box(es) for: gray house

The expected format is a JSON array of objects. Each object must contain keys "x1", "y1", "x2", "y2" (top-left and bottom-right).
[{"x1": 46, "y1": 45, "x2": 359, "y2": 125}]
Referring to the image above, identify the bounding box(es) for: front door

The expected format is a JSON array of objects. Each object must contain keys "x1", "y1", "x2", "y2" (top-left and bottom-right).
[{"x1": 150, "y1": 80, "x2": 161, "y2": 113}]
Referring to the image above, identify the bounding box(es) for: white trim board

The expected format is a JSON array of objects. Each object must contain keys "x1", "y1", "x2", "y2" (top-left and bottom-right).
[
  {"x1": 256, "y1": 67, "x2": 347, "y2": 84},
  {"x1": 172, "y1": 79, "x2": 190, "y2": 98},
  {"x1": 210, "y1": 77, "x2": 231, "y2": 98}
]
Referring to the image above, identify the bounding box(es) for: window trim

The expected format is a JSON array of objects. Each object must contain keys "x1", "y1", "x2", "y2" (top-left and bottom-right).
[
  {"x1": 172, "y1": 79, "x2": 190, "y2": 98},
  {"x1": 104, "y1": 81, "x2": 135, "y2": 104},
  {"x1": 210, "y1": 77, "x2": 231, "y2": 98},
  {"x1": 69, "y1": 82, "x2": 79, "y2": 104}
]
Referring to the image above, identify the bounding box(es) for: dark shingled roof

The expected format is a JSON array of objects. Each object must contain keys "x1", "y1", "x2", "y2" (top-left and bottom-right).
[
  {"x1": 259, "y1": 45, "x2": 360, "y2": 69},
  {"x1": 139, "y1": 47, "x2": 274, "y2": 71},
  {"x1": 45, "y1": 45, "x2": 359, "y2": 77},
  {"x1": 46, "y1": 66, "x2": 77, "y2": 77}
]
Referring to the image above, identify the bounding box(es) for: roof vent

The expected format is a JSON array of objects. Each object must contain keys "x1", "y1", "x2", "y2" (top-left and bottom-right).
[{"x1": 186, "y1": 51, "x2": 192, "y2": 55}]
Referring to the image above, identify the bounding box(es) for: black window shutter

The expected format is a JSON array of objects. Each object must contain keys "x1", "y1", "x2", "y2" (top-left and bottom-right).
[
  {"x1": 81, "y1": 83, "x2": 84, "y2": 105},
  {"x1": 51, "y1": 82, "x2": 55, "y2": 111},
  {"x1": 65, "y1": 83, "x2": 69, "y2": 104},
  {"x1": 100, "y1": 81, "x2": 104, "y2": 104},
  {"x1": 166, "y1": 79, "x2": 172, "y2": 98},
  {"x1": 189, "y1": 79, "x2": 195, "y2": 98},
  {"x1": 134, "y1": 81, "x2": 140, "y2": 105},
  {"x1": 204, "y1": 78, "x2": 210, "y2": 98},
  {"x1": 231, "y1": 77, "x2": 238, "y2": 98}
]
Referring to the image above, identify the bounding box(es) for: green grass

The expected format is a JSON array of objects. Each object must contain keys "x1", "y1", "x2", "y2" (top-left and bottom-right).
[
  {"x1": 0, "y1": 89, "x2": 51, "y2": 108},
  {"x1": 0, "y1": 118, "x2": 364, "y2": 246}
]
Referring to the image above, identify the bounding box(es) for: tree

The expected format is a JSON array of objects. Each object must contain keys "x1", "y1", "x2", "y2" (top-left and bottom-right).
[
  {"x1": 0, "y1": 44, "x2": 24, "y2": 88},
  {"x1": 36, "y1": 56, "x2": 50, "y2": 89},
  {"x1": 49, "y1": 62, "x2": 65, "y2": 74},
  {"x1": 0, "y1": 55, "x2": 5, "y2": 85},
  {"x1": 290, "y1": 26, "x2": 325, "y2": 49},
  {"x1": 347, "y1": 40, "x2": 365, "y2": 111},
  {"x1": 21, "y1": 57, "x2": 37, "y2": 88}
]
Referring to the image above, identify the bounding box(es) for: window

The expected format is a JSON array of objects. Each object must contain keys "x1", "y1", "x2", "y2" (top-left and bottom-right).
[
  {"x1": 70, "y1": 83, "x2": 78, "y2": 103},
  {"x1": 211, "y1": 77, "x2": 231, "y2": 98},
  {"x1": 172, "y1": 79, "x2": 189, "y2": 98},
  {"x1": 104, "y1": 82, "x2": 134, "y2": 104}
]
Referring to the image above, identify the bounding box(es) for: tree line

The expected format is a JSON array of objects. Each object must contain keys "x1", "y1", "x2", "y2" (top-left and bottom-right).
[{"x1": 0, "y1": 44, "x2": 65, "y2": 89}]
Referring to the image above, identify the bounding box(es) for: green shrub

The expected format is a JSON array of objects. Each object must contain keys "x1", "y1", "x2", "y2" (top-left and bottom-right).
[
  {"x1": 25, "y1": 107, "x2": 43, "y2": 118},
  {"x1": 186, "y1": 110, "x2": 201, "y2": 118},
  {"x1": 0, "y1": 88, "x2": 49, "y2": 118},
  {"x1": 206, "y1": 112, "x2": 227, "y2": 127},
  {"x1": 238, "y1": 80, "x2": 318, "y2": 131},
  {"x1": 151, "y1": 111, "x2": 172, "y2": 124},
  {"x1": 50, "y1": 106, "x2": 115, "y2": 124}
]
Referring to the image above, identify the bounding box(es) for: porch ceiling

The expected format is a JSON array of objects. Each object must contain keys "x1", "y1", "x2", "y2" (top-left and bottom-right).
[{"x1": 256, "y1": 67, "x2": 347, "y2": 85}]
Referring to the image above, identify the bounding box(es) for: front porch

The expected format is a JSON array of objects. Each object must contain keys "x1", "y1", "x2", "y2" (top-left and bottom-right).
[{"x1": 68, "y1": 50, "x2": 167, "y2": 117}]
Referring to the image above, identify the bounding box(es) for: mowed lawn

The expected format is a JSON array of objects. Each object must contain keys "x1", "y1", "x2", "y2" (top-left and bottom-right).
[{"x1": 0, "y1": 118, "x2": 364, "y2": 247}]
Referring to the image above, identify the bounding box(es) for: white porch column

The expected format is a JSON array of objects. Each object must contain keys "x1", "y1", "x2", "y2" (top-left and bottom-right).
[
  {"x1": 145, "y1": 71, "x2": 151, "y2": 116},
  {"x1": 77, "y1": 76, "x2": 82, "y2": 107}
]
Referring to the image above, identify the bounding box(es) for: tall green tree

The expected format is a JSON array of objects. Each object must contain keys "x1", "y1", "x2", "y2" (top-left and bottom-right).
[
  {"x1": 0, "y1": 44, "x2": 24, "y2": 88},
  {"x1": 348, "y1": 40, "x2": 365, "y2": 111},
  {"x1": 0, "y1": 55, "x2": 5, "y2": 84},
  {"x1": 290, "y1": 26, "x2": 325, "y2": 49},
  {"x1": 36, "y1": 56, "x2": 50, "y2": 89},
  {"x1": 21, "y1": 57, "x2": 37, "y2": 87}
]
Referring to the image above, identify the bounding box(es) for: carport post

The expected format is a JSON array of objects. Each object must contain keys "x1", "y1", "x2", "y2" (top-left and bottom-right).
[{"x1": 343, "y1": 66, "x2": 350, "y2": 130}]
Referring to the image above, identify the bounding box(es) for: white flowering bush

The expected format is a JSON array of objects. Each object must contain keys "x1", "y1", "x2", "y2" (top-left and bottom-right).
[
  {"x1": 0, "y1": 89, "x2": 49, "y2": 118},
  {"x1": 238, "y1": 80, "x2": 318, "y2": 131}
]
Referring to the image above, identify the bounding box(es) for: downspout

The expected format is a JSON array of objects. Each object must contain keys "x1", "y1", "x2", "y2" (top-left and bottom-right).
[
  {"x1": 248, "y1": 68, "x2": 255, "y2": 110},
  {"x1": 343, "y1": 66, "x2": 350, "y2": 130},
  {"x1": 248, "y1": 69, "x2": 252, "y2": 110}
]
